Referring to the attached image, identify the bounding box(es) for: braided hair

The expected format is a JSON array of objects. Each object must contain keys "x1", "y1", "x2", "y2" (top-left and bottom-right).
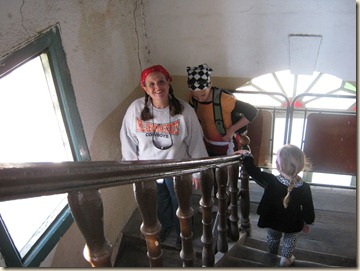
[
  {"x1": 140, "y1": 85, "x2": 184, "y2": 121},
  {"x1": 276, "y1": 145, "x2": 308, "y2": 208}
]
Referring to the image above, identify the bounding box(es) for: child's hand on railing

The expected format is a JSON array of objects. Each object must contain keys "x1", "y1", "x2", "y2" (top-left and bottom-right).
[{"x1": 234, "y1": 149, "x2": 251, "y2": 155}]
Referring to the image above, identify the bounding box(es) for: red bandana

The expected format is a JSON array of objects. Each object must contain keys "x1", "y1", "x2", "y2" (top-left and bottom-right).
[{"x1": 140, "y1": 65, "x2": 172, "y2": 87}]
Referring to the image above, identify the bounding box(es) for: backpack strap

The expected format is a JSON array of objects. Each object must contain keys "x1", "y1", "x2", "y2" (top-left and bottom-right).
[
  {"x1": 191, "y1": 87, "x2": 227, "y2": 136},
  {"x1": 212, "y1": 87, "x2": 226, "y2": 136},
  {"x1": 191, "y1": 96, "x2": 198, "y2": 112}
]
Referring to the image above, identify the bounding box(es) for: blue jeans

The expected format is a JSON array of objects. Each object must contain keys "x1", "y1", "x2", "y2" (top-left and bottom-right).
[{"x1": 156, "y1": 177, "x2": 180, "y2": 237}]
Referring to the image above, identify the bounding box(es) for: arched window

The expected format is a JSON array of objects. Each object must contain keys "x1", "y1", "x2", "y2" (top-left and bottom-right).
[
  {"x1": 236, "y1": 70, "x2": 356, "y2": 188},
  {"x1": 236, "y1": 70, "x2": 356, "y2": 110}
]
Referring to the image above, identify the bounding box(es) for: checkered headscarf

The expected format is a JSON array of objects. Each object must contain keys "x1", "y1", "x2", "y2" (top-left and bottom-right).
[{"x1": 186, "y1": 63, "x2": 213, "y2": 91}]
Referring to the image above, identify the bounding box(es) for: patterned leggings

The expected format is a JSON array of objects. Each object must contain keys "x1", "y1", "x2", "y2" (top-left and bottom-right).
[{"x1": 267, "y1": 228, "x2": 298, "y2": 258}]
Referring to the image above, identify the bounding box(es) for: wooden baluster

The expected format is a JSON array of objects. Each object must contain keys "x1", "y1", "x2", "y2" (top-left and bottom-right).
[
  {"x1": 199, "y1": 169, "x2": 215, "y2": 267},
  {"x1": 215, "y1": 166, "x2": 228, "y2": 253},
  {"x1": 227, "y1": 163, "x2": 240, "y2": 241},
  {"x1": 238, "y1": 135, "x2": 251, "y2": 236},
  {"x1": 67, "y1": 190, "x2": 113, "y2": 267},
  {"x1": 174, "y1": 174, "x2": 195, "y2": 267},
  {"x1": 134, "y1": 180, "x2": 163, "y2": 267},
  {"x1": 239, "y1": 162, "x2": 251, "y2": 235}
]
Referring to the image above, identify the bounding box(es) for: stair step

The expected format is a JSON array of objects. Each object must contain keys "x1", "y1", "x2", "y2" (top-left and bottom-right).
[
  {"x1": 216, "y1": 255, "x2": 269, "y2": 267},
  {"x1": 244, "y1": 237, "x2": 356, "y2": 267},
  {"x1": 215, "y1": 236, "x2": 356, "y2": 267},
  {"x1": 115, "y1": 235, "x2": 204, "y2": 267},
  {"x1": 115, "y1": 190, "x2": 357, "y2": 267},
  {"x1": 216, "y1": 240, "x2": 338, "y2": 267},
  {"x1": 218, "y1": 242, "x2": 279, "y2": 266}
]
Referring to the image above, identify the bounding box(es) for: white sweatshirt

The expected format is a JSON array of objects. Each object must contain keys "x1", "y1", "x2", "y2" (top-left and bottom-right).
[{"x1": 120, "y1": 97, "x2": 208, "y2": 162}]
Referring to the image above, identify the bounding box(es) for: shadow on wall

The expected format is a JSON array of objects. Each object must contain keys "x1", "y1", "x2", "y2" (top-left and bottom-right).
[
  {"x1": 90, "y1": 87, "x2": 143, "y2": 161},
  {"x1": 89, "y1": 75, "x2": 251, "y2": 161},
  {"x1": 80, "y1": 87, "x2": 143, "y2": 267}
]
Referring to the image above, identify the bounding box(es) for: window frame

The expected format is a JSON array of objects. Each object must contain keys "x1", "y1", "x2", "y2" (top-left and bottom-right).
[{"x1": 0, "y1": 25, "x2": 90, "y2": 267}]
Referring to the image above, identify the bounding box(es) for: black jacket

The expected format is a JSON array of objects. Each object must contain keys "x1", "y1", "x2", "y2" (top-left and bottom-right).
[{"x1": 243, "y1": 155, "x2": 315, "y2": 233}]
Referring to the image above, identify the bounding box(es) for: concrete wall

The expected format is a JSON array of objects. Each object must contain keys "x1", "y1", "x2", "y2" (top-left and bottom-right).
[
  {"x1": 0, "y1": 0, "x2": 147, "y2": 146},
  {"x1": 0, "y1": 0, "x2": 356, "y2": 267},
  {"x1": 0, "y1": 0, "x2": 146, "y2": 267},
  {"x1": 143, "y1": 0, "x2": 356, "y2": 82}
]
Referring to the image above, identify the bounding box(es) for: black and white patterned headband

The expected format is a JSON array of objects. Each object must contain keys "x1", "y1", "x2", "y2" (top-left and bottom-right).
[{"x1": 186, "y1": 63, "x2": 213, "y2": 91}]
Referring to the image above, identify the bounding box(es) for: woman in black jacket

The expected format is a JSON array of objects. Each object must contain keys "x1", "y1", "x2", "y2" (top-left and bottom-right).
[{"x1": 236, "y1": 145, "x2": 315, "y2": 267}]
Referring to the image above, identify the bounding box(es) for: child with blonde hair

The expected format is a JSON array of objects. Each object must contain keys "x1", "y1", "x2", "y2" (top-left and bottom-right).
[{"x1": 236, "y1": 145, "x2": 315, "y2": 267}]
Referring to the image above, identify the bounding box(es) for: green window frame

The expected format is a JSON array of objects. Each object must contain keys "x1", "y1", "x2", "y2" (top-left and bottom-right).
[{"x1": 0, "y1": 25, "x2": 90, "y2": 267}]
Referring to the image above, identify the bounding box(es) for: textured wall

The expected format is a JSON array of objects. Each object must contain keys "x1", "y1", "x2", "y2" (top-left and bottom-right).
[
  {"x1": 0, "y1": 0, "x2": 144, "y2": 267},
  {"x1": 143, "y1": 0, "x2": 356, "y2": 82},
  {"x1": 0, "y1": 0, "x2": 356, "y2": 267},
  {"x1": 0, "y1": 0, "x2": 146, "y2": 145}
]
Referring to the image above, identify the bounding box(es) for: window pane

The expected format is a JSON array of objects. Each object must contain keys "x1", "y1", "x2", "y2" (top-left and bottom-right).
[
  {"x1": 0, "y1": 54, "x2": 72, "y2": 257},
  {"x1": 0, "y1": 55, "x2": 72, "y2": 162}
]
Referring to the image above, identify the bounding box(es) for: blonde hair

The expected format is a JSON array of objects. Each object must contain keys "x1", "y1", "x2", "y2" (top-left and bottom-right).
[{"x1": 276, "y1": 145, "x2": 309, "y2": 208}]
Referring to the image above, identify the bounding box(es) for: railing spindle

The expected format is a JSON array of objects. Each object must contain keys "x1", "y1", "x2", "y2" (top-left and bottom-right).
[
  {"x1": 174, "y1": 174, "x2": 195, "y2": 267},
  {"x1": 133, "y1": 180, "x2": 163, "y2": 267},
  {"x1": 199, "y1": 169, "x2": 215, "y2": 267},
  {"x1": 227, "y1": 163, "x2": 240, "y2": 241},
  {"x1": 238, "y1": 135, "x2": 251, "y2": 236},
  {"x1": 215, "y1": 166, "x2": 228, "y2": 253},
  {"x1": 67, "y1": 190, "x2": 112, "y2": 267}
]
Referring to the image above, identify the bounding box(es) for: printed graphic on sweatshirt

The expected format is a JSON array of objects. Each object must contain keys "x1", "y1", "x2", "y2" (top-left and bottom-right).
[{"x1": 136, "y1": 118, "x2": 180, "y2": 138}]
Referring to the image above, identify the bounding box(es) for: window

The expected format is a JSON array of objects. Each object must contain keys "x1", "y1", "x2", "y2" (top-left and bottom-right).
[
  {"x1": 0, "y1": 26, "x2": 90, "y2": 267},
  {"x1": 236, "y1": 70, "x2": 356, "y2": 187}
]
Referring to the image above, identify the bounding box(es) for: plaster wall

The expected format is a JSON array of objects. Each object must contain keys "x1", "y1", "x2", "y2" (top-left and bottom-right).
[
  {"x1": 0, "y1": 0, "x2": 147, "y2": 146},
  {"x1": 143, "y1": 0, "x2": 356, "y2": 82},
  {"x1": 0, "y1": 0, "x2": 356, "y2": 267},
  {"x1": 0, "y1": 0, "x2": 145, "y2": 267}
]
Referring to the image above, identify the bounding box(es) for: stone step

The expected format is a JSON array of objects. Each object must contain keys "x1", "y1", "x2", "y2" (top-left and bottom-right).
[
  {"x1": 243, "y1": 237, "x2": 356, "y2": 267},
  {"x1": 216, "y1": 237, "x2": 354, "y2": 267}
]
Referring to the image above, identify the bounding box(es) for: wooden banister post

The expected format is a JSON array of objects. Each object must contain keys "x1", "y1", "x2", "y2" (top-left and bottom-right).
[
  {"x1": 174, "y1": 174, "x2": 195, "y2": 267},
  {"x1": 239, "y1": 163, "x2": 251, "y2": 235},
  {"x1": 215, "y1": 166, "x2": 228, "y2": 253},
  {"x1": 67, "y1": 190, "x2": 113, "y2": 267},
  {"x1": 133, "y1": 180, "x2": 163, "y2": 267},
  {"x1": 227, "y1": 163, "x2": 240, "y2": 241},
  {"x1": 199, "y1": 169, "x2": 215, "y2": 267},
  {"x1": 238, "y1": 135, "x2": 251, "y2": 235}
]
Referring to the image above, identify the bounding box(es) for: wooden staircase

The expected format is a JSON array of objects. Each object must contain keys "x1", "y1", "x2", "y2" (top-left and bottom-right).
[{"x1": 115, "y1": 186, "x2": 357, "y2": 267}]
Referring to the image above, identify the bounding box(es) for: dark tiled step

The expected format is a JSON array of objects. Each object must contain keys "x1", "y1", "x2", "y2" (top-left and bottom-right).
[
  {"x1": 215, "y1": 237, "x2": 356, "y2": 268},
  {"x1": 115, "y1": 235, "x2": 204, "y2": 267},
  {"x1": 216, "y1": 241, "x2": 336, "y2": 268},
  {"x1": 115, "y1": 189, "x2": 357, "y2": 267},
  {"x1": 244, "y1": 237, "x2": 357, "y2": 267}
]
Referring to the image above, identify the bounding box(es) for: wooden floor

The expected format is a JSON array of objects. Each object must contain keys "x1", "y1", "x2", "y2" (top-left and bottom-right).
[{"x1": 115, "y1": 182, "x2": 357, "y2": 267}]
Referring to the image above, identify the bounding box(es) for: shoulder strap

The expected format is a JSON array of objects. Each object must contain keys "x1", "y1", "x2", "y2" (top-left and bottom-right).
[
  {"x1": 191, "y1": 96, "x2": 198, "y2": 111},
  {"x1": 213, "y1": 88, "x2": 226, "y2": 136}
]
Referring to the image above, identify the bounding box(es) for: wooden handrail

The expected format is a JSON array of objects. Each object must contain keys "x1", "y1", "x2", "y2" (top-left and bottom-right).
[
  {"x1": 0, "y1": 155, "x2": 241, "y2": 202},
  {"x1": 0, "y1": 152, "x2": 250, "y2": 267}
]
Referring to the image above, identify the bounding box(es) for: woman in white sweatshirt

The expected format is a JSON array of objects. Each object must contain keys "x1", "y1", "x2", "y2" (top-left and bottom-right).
[{"x1": 120, "y1": 64, "x2": 208, "y2": 249}]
